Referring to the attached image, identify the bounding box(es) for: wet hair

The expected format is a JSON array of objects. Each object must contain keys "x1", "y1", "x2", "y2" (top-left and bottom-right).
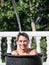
[{"x1": 17, "y1": 32, "x2": 29, "y2": 41}]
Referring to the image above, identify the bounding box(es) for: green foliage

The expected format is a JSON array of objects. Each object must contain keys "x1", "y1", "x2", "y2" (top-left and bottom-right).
[
  {"x1": 17, "y1": 0, "x2": 49, "y2": 31},
  {"x1": 1, "y1": 38, "x2": 7, "y2": 62},
  {"x1": 35, "y1": 0, "x2": 49, "y2": 31},
  {"x1": 31, "y1": 37, "x2": 36, "y2": 49},
  {"x1": 40, "y1": 37, "x2": 47, "y2": 61},
  {"x1": 0, "y1": 1, "x2": 19, "y2": 31},
  {"x1": 0, "y1": 0, "x2": 49, "y2": 31}
]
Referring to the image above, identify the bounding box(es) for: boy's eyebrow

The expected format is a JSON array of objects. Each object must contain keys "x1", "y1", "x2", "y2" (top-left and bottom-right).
[{"x1": 19, "y1": 39, "x2": 27, "y2": 41}]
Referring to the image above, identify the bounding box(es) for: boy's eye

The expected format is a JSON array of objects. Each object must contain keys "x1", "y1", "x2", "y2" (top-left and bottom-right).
[
  {"x1": 19, "y1": 40, "x2": 27, "y2": 42},
  {"x1": 24, "y1": 40, "x2": 27, "y2": 42},
  {"x1": 19, "y1": 40, "x2": 22, "y2": 42}
]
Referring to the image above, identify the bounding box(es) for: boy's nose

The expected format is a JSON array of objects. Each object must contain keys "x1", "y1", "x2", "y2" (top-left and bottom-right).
[{"x1": 21, "y1": 41, "x2": 24, "y2": 44}]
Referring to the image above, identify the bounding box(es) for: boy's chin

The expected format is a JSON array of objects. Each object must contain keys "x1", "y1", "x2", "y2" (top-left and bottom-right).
[{"x1": 20, "y1": 47, "x2": 26, "y2": 50}]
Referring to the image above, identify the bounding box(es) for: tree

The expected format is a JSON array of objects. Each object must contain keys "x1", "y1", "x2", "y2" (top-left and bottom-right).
[{"x1": 0, "y1": 0, "x2": 49, "y2": 31}]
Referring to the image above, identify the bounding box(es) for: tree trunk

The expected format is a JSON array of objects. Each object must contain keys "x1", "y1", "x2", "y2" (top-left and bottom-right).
[
  {"x1": 30, "y1": 17, "x2": 36, "y2": 31},
  {"x1": 29, "y1": 1, "x2": 36, "y2": 31},
  {"x1": 12, "y1": 0, "x2": 22, "y2": 31}
]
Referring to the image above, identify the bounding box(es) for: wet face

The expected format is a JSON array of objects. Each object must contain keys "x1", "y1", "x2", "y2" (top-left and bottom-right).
[{"x1": 17, "y1": 35, "x2": 29, "y2": 50}]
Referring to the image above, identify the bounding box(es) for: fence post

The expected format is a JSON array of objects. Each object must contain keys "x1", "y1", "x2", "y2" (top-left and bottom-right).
[
  {"x1": 29, "y1": 36, "x2": 32, "y2": 48},
  {"x1": 36, "y1": 37, "x2": 41, "y2": 53},
  {"x1": 7, "y1": 37, "x2": 12, "y2": 53}
]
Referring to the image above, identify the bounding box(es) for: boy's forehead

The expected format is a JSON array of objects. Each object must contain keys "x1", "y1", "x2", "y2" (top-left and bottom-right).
[
  {"x1": 19, "y1": 35, "x2": 26, "y2": 38},
  {"x1": 18, "y1": 35, "x2": 28, "y2": 40}
]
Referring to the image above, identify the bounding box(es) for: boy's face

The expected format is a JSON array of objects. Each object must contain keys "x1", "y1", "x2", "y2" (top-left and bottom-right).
[{"x1": 17, "y1": 35, "x2": 29, "y2": 50}]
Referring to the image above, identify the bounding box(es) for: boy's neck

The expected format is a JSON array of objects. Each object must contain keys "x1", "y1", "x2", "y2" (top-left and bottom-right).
[{"x1": 19, "y1": 48, "x2": 29, "y2": 53}]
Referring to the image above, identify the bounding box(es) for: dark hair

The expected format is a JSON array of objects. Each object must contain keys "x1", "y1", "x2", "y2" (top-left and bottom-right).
[{"x1": 17, "y1": 32, "x2": 29, "y2": 41}]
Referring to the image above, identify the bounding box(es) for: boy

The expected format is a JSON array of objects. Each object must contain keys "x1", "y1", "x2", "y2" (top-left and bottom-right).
[{"x1": 11, "y1": 32, "x2": 37, "y2": 55}]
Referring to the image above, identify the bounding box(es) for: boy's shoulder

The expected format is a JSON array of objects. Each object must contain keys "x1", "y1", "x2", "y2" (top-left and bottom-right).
[
  {"x1": 29, "y1": 48, "x2": 37, "y2": 55},
  {"x1": 11, "y1": 50, "x2": 18, "y2": 55}
]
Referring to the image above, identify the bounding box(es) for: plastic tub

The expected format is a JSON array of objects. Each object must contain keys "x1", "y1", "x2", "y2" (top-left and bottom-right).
[{"x1": 5, "y1": 53, "x2": 42, "y2": 65}]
